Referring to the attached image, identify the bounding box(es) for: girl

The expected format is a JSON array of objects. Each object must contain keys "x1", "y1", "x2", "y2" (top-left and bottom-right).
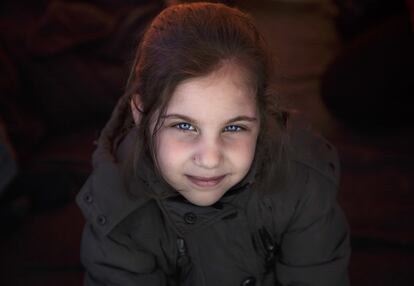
[{"x1": 77, "y1": 2, "x2": 350, "y2": 286}]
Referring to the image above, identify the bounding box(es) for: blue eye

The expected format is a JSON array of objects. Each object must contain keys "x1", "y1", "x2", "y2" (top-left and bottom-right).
[
  {"x1": 224, "y1": 125, "x2": 243, "y2": 132},
  {"x1": 174, "y1": 122, "x2": 195, "y2": 131}
]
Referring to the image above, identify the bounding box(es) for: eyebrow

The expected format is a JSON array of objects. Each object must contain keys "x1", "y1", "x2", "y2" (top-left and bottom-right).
[{"x1": 161, "y1": 114, "x2": 258, "y2": 125}]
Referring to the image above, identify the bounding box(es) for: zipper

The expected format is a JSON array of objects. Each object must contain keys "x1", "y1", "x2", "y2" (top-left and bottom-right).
[
  {"x1": 176, "y1": 237, "x2": 192, "y2": 285},
  {"x1": 258, "y1": 227, "x2": 278, "y2": 273}
]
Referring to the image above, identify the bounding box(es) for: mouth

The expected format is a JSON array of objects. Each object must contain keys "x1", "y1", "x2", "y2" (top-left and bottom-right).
[{"x1": 186, "y1": 175, "x2": 226, "y2": 188}]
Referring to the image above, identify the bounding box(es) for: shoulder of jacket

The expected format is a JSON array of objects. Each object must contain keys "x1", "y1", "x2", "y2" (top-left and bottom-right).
[
  {"x1": 252, "y1": 132, "x2": 341, "y2": 238},
  {"x1": 76, "y1": 160, "x2": 153, "y2": 237},
  {"x1": 287, "y1": 127, "x2": 340, "y2": 187}
]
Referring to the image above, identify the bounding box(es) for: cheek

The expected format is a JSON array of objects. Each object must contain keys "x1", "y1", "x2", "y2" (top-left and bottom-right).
[
  {"x1": 226, "y1": 135, "x2": 258, "y2": 169},
  {"x1": 156, "y1": 133, "x2": 190, "y2": 170}
]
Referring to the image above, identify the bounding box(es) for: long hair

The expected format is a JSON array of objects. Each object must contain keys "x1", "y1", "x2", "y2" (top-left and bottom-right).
[{"x1": 122, "y1": 2, "x2": 288, "y2": 196}]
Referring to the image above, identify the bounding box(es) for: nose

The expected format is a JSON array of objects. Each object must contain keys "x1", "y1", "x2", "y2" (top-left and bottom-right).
[{"x1": 193, "y1": 138, "x2": 223, "y2": 169}]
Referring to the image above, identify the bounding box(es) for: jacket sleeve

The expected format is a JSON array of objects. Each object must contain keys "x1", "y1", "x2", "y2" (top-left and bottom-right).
[
  {"x1": 80, "y1": 222, "x2": 167, "y2": 286},
  {"x1": 275, "y1": 167, "x2": 351, "y2": 286}
]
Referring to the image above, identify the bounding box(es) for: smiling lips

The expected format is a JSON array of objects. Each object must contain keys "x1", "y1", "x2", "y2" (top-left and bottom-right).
[{"x1": 186, "y1": 175, "x2": 226, "y2": 188}]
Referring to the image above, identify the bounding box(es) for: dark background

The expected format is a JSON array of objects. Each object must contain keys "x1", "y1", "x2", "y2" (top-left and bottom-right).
[{"x1": 1, "y1": 0, "x2": 413, "y2": 285}]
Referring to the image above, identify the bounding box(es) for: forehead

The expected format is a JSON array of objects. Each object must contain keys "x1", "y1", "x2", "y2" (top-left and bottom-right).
[{"x1": 166, "y1": 64, "x2": 258, "y2": 119}]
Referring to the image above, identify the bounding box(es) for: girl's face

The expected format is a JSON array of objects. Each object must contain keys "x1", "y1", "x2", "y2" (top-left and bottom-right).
[{"x1": 154, "y1": 64, "x2": 260, "y2": 206}]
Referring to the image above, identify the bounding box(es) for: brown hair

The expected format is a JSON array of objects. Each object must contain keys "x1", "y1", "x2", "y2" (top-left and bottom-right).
[{"x1": 123, "y1": 2, "x2": 288, "y2": 196}]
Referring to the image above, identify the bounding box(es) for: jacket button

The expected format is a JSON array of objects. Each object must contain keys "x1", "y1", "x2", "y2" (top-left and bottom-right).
[
  {"x1": 96, "y1": 215, "x2": 107, "y2": 226},
  {"x1": 184, "y1": 212, "x2": 197, "y2": 224},
  {"x1": 241, "y1": 277, "x2": 256, "y2": 286},
  {"x1": 83, "y1": 193, "x2": 93, "y2": 204}
]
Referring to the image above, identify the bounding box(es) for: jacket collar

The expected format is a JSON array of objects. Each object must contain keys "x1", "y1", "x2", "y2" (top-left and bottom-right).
[{"x1": 76, "y1": 128, "x2": 152, "y2": 237}]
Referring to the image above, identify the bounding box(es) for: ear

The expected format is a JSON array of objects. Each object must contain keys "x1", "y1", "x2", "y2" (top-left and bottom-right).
[{"x1": 130, "y1": 94, "x2": 143, "y2": 125}]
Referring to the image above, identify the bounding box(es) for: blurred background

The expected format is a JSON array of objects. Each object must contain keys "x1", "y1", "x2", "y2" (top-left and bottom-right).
[{"x1": 0, "y1": 0, "x2": 413, "y2": 285}]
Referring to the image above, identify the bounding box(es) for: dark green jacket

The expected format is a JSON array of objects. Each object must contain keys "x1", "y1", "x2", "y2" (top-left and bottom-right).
[{"x1": 76, "y1": 97, "x2": 350, "y2": 286}]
